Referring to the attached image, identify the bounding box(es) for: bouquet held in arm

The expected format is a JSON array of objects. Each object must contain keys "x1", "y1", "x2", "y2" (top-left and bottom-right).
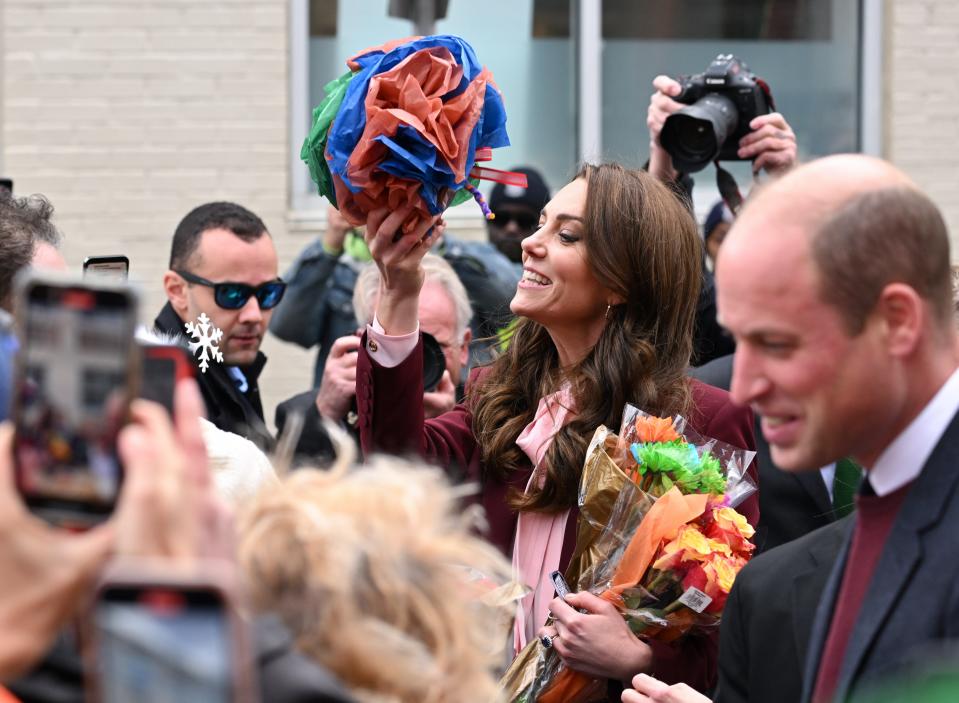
[{"x1": 501, "y1": 405, "x2": 757, "y2": 703}]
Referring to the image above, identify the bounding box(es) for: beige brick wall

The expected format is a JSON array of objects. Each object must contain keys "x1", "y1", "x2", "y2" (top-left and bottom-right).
[
  {"x1": 886, "y1": 0, "x2": 959, "y2": 245},
  {"x1": 4, "y1": 0, "x2": 959, "y2": 431},
  {"x1": 1, "y1": 0, "x2": 314, "y2": 428}
]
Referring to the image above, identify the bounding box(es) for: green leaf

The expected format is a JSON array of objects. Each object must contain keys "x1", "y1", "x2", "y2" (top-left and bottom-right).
[{"x1": 300, "y1": 70, "x2": 355, "y2": 206}]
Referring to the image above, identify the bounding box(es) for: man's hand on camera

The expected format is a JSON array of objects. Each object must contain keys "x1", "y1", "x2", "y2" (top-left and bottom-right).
[
  {"x1": 423, "y1": 370, "x2": 456, "y2": 419},
  {"x1": 739, "y1": 112, "x2": 797, "y2": 177},
  {"x1": 315, "y1": 334, "x2": 361, "y2": 421},
  {"x1": 647, "y1": 75, "x2": 684, "y2": 183}
]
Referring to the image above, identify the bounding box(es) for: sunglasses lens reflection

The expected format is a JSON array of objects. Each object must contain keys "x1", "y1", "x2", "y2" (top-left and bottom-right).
[
  {"x1": 256, "y1": 283, "x2": 286, "y2": 310},
  {"x1": 216, "y1": 285, "x2": 252, "y2": 310}
]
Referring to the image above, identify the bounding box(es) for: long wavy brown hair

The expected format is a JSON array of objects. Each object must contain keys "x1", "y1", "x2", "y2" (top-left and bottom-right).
[{"x1": 471, "y1": 162, "x2": 702, "y2": 513}]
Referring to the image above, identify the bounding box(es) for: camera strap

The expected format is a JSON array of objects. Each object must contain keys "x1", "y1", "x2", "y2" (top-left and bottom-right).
[{"x1": 714, "y1": 161, "x2": 744, "y2": 215}]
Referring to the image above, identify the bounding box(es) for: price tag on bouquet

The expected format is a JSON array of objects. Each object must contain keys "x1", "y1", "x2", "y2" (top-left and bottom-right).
[{"x1": 679, "y1": 587, "x2": 714, "y2": 614}]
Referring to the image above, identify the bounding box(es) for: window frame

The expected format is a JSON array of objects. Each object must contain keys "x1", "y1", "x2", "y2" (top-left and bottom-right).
[{"x1": 288, "y1": 0, "x2": 883, "y2": 218}]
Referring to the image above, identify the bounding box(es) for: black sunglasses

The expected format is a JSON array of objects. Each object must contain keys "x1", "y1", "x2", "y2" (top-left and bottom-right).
[
  {"x1": 175, "y1": 270, "x2": 286, "y2": 310},
  {"x1": 493, "y1": 211, "x2": 538, "y2": 231}
]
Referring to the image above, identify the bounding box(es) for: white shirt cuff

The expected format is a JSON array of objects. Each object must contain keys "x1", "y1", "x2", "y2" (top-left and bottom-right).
[{"x1": 367, "y1": 314, "x2": 419, "y2": 368}]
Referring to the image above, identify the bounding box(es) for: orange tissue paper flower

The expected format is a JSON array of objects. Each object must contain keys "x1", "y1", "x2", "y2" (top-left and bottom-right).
[{"x1": 633, "y1": 415, "x2": 682, "y2": 444}]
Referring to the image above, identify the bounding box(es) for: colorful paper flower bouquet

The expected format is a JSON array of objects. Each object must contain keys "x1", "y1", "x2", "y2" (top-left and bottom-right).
[
  {"x1": 301, "y1": 34, "x2": 527, "y2": 237},
  {"x1": 501, "y1": 405, "x2": 757, "y2": 703}
]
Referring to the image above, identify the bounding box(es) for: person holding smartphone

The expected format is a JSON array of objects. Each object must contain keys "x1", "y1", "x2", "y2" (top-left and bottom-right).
[
  {"x1": 356, "y1": 162, "x2": 760, "y2": 697},
  {"x1": 0, "y1": 379, "x2": 227, "y2": 681}
]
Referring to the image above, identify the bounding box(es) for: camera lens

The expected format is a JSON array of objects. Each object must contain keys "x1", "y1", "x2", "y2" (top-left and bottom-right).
[
  {"x1": 421, "y1": 331, "x2": 446, "y2": 392},
  {"x1": 661, "y1": 93, "x2": 738, "y2": 173}
]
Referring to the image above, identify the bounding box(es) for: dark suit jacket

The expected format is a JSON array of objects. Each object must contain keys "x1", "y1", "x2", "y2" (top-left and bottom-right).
[
  {"x1": 800, "y1": 410, "x2": 959, "y2": 702},
  {"x1": 356, "y1": 333, "x2": 760, "y2": 693},
  {"x1": 154, "y1": 303, "x2": 274, "y2": 451},
  {"x1": 715, "y1": 517, "x2": 851, "y2": 703},
  {"x1": 691, "y1": 354, "x2": 837, "y2": 552}
]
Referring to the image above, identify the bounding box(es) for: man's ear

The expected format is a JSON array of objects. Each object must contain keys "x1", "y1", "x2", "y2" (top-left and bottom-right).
[
  {"x1": 876, "y1": 282, "x2": 923, "y2": 359},
  {"x1": 459, "y1": 328, "x2": 472, "y2": 368},
  {"x1": 163, "y1": 270, "x2": 189, "y2": 319}
]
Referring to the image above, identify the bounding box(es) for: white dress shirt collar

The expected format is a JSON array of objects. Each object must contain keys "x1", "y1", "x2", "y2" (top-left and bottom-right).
[{"x1": 868, "y1": 365, "x2": 959, "y2": 496}]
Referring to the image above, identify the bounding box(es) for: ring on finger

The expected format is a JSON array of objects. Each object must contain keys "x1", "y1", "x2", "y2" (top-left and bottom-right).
[{"x1": 541, "y1": 633, "x2": 560, "y2": 649}]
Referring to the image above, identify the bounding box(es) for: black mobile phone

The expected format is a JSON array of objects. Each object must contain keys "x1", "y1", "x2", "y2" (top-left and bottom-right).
[
  {"x1": 87, "y1": 569, "x2": 254, "y2": 703},
  {"x1": 83, "y1": 255, "x2": 130, "y2": 282},
  {"x1": 12, "y1": 272, "x2": 139, "y2": 527},
  {"x1": 550, "y1": 570, "x2": 572, "y2": 599},
  {"x1": 139, "y1": 343, "x2": 195, "y2": 416}
]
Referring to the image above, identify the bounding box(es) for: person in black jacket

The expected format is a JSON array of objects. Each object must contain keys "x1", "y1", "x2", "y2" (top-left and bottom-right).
[{"x1": 156, "y1": 202, "x2": 284, "y2": 451}]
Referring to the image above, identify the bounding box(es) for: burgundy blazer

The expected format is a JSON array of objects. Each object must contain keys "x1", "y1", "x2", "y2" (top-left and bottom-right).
[{"x1": 356, "y1": 334, "x2": 759, "y2": 691}]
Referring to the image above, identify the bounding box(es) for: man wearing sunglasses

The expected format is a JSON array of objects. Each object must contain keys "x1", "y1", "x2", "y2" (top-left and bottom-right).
[{"x1": 155, "y1": 201, "x2": 284, "y2": 450}]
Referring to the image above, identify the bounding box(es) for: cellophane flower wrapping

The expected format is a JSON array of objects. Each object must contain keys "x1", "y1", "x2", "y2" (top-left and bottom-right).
[
  {"x1": 500, "y1": 405, "x2": 757, "y2": 703},
  {"x1": 300, "y1": 34, "x2": 511, "y2": 234}
]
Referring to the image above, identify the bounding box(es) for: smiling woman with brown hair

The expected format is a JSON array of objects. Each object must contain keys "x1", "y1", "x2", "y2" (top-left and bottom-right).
[{"x1": 355, "y1": 162, "x2": 758, "y2": 696}]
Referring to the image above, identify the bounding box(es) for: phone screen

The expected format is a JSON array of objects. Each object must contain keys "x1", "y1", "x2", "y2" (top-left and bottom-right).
[
  {"x1": 84, "y1": 257, "x2": 130, "y2": 282},
  {"x1": 14, "y1": 281, "x2": 137, "y2": 525},
  {"x1": 139, "y1": 345, "x2": 194, "y2": 416},
  {"x1": 94, "y1": 586, "x2": 234, "y2": 703},
  {"x1": 140, "y1": 356, "x2": 176, "y2": 414}
]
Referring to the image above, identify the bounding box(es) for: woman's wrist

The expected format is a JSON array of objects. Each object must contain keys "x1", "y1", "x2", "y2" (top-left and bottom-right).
[
  {"x1": 617, "y1": 635, "x2": 654, "y2": 684},
  {"x1": 375, "y1": 279, "x2": 421, "y2": 336}
]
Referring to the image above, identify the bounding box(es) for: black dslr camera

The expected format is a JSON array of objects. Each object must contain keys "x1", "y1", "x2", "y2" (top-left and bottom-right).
[{"x1": 660, "y1": 54, "x2": 774, "y2": 174}]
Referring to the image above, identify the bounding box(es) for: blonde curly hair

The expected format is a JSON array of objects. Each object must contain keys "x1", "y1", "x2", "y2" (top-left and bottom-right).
[{"x1": 238, "y1": 452, "x2": 512, "y2": 703}]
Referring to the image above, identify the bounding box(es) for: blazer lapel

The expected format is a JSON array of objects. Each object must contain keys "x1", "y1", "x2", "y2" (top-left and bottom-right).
[
  {"x1": 831, "y1": 531, "x2": 920, "y2": 701},
  {"x1": 791, "y1": 519, "x2": 853, "y2": 669},
  {"x1": 831, "y1": 415, "x2": 959, "y2": 701},
  {"x1": 794, "y1": 469, "x2": 834, "y2": 518},
  {"x1": 799, "y1": 526, "x2": 853, "y2": 703}
]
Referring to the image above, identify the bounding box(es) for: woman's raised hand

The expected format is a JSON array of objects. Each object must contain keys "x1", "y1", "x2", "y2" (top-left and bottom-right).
[{"x1": 364, "y1": 205, "x2": 441, "y2": 335}]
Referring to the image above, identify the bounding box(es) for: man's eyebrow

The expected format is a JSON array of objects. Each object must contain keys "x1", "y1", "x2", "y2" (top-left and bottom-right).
[{"x1": 742, "y1": 329, "x2": 799, "y2": 342}]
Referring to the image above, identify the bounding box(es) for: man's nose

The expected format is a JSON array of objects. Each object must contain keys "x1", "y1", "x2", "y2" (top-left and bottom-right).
[
  {"x1": 729, "y1": 346, "x2": 769, "y2": 407},
  {"x1": 236, "y1": 295, "x2": 263, "y2": 323}
]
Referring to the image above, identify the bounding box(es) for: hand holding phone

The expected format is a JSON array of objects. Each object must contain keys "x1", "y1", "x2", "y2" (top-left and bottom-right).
[
  {"x1": 0, "y1": 424, "x2": 114, "y2": 681},
  {"x1": 550, "y1": 570, "x2": 572, "y2": 599},
  {"x1": 83, "y1": 255, "x2": 130, "y2": 282},
  {"x1": 12, "y1": 272, "x2": 139, "y2": 527},
  {"x1": 86, "y1": 566, "x2": 256, "y2": 703}
]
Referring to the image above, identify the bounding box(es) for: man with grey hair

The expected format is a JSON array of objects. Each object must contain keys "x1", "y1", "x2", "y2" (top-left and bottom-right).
[
  {"x1": 274, "y1": 254, "x2": 473, "y2": 465},
  {"x1": 318, "y1": 254, "x2": 473, "y2": 424}
]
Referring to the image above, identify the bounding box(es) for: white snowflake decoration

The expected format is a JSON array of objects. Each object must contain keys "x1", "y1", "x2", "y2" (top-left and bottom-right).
[{"x1": 184, "y1": 312, "x2": 224, "y2": 373}]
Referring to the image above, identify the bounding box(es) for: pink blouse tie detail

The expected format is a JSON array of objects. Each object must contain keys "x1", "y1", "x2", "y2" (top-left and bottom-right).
[{"x1": 512, "y1": 383, "x2": 576, "y2": 653}]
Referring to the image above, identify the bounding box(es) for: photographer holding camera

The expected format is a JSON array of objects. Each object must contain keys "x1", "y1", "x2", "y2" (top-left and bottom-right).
[
  {"x1": 646, "y1": 56, "x2": 797, "y2": 366},
  {"x1": 648, "y1": 57, "x2": 797, "y2": 193}
]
